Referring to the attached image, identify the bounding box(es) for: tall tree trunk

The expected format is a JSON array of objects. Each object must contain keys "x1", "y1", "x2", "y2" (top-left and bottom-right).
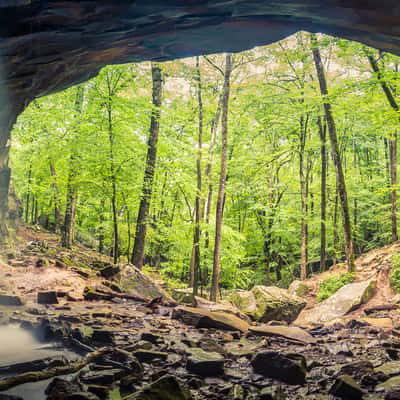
[
  {"x1": 61, "y1": 85, "x2": 84, "y2": 248},
  {"x1": 210, "y1": 54, "x2": 232, "y2": 302},
  {"x1": 98, "y1": 198, "x2": 105, "y2": 254},
  {"x1": 131, "y1": 63, "x2": 163, "y2": 269},
  {"x1": 366, "y1": 52, "x2": 398, "y2": 242},
  {"x1": 191, "y1": 57, "x2": 203, "y2": 296},
  {"x1": 62, "y1": 165, "x2": 77, "y2": 248},
  {"x1": 49, "y1": 162, "x2": 61, "y2": 233},
  {"x1": 389, "y1": 135, "x2": 398, "y2": 241},
  {"x1": 317, "y1": 116, "x2": 327, "y2": 271},
  {"x1": 299, "y1": 115, "x2": 309, "y2": 280},
  {"x1": 311, "y1": 35, "x2": 355, "y2": 272},
  {"x1": 107, "y1": 97, "x2": 119, "y2": 263},
  {"x1": 25, "y1": 163, "x2": 32, "y2": 223}
]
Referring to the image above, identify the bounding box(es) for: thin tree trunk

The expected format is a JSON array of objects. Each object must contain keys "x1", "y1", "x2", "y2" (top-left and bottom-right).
[
  {"x1": 49, "y1": 162, "x2": 61, "y2": 233},
  {"x1": 366, "y1": 52, "x2": 398, "y2": 242},
  {"x1": 191, "y1": 57, "x2": 203, "y2": 296},
  {"x1": 107, "y1": 96, "x2": 119, "y2": 263},
  {"x1": 311, "y1": 34, "x2": 355, "y2": 272},
  {"x1": 98, "y1": 198, "x2": 105, "y2": 254},
  {"x1": 131, "y1": 63, "x2": 163, "y2": 269},
  {"x1": 61, "y1": 85, "x2": 84, "y2": 248},
  {"x1": 25, "y1": 163, "x2": 32, "y2": 223},
  {"x1": 210, "y1": 54, "x2": 232, "y2": 302},
  {"x1": 317, "y1": 115, "x2": 327, "y2": 271},
  {"x1": 299, "y1": 115, "x2": 309, "y2": 280}
]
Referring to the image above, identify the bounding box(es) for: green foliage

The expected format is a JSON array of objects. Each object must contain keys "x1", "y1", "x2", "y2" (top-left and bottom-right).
[
  {"x1": 316, "y1": 273, "x2": 355, "y2": 302},
  {"x1": 390, "y1": 252, "x2": 400, "y2": 293},
  {"x1": 9, "y1": 32, "x2": 400, "y2": 293}
]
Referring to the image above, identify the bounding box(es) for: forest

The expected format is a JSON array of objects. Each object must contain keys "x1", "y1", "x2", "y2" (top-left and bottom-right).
[{"x1": 9, "y1": 32, "x2": 400, "y2": 297}]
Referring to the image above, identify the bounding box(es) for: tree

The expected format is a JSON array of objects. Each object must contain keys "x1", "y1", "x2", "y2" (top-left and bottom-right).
[
  {"x1": 61, "y1": 85, "x2": 85, "y2": 248},
  {"x1": 311, "y1": 34, "x2": 355, "y2": 272},
  {"x1": 131, "y1": 63, "x2": 163, "y2": 269},
  {"x1": 210, "y1": 54, "x2": 232, "y2": 301}
]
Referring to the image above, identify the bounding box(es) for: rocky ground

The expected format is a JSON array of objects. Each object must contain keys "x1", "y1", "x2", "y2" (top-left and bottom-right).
[{"x1": 1, "y1": 227, "x2": 400, "y2": 399}]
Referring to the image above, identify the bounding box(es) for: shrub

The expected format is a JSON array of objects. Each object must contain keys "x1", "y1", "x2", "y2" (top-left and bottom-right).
[
  {"x1": 390, "y1": 252, "x2": 400, "y2": 293},
  {"x1": 316, "y1": 273, "x2": 355, "y2": 302}
]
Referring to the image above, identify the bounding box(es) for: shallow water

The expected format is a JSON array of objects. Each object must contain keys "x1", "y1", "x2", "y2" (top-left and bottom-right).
[{"x1": 0, "y1": 325, "x2": 79, "y2": 400}]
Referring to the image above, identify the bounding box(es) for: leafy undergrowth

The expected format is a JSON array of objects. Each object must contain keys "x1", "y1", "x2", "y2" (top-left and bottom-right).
[
  {"x1": 316, "y1": 272, "x2": 355, "y2": 302},
  {"x1": 390, "y1": 252, "x2": 400, "y2": 293}
]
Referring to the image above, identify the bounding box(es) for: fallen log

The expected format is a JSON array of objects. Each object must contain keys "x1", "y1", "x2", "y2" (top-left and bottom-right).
[{"x1": 0, "y1": 347, "x2": 109, "y2": 392}]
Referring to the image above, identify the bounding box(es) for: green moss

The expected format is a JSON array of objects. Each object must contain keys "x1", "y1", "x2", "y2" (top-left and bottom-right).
[
  {"x1": 390, "y1": 252, "x2": 400, "y2": 293},
  {"x1": 316, "y1": 273, "x2": 355, "y2": 302}
]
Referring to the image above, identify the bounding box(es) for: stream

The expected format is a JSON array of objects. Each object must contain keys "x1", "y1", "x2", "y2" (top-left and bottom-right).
[{"x1": 0, "y1": 324, "x2": 79, "y2": 400}]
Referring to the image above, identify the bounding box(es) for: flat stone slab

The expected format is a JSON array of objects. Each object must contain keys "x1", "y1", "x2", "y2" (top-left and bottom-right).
[
  {"x1": 172, "y1": 306, "x2": 249, "y2": 333},
  {"x1": 249, "y1": 325, "x2": 317, "y2": 344}
]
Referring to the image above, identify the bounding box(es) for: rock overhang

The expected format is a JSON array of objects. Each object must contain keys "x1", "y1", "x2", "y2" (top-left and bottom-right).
[{"x1": 1, "y1": 1, "x2": 400, "y2": 105}]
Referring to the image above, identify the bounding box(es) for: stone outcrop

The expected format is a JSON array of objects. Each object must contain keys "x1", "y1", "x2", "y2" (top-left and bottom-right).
[
  {"x1": 2, "y1": 1, "x2": 400, "y2": 109},
  {"x1": 295, "y1": 278, "x2": 376, "y2": 326},
  {"x1": 230, "y1": 285, "x2": 306, "y2": 323}
]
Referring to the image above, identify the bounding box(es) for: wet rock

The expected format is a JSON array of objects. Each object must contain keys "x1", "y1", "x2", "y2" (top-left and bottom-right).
[
  {"x1": 249, "y1": 324, "x2": 316, "y2": 344},
  {"x1": 329, "y1": 375, "x2": 363, "y2": 399},
  {"x1": 80, "y1": 369, "x2": 125, "y2": 385},
  {"x1": 45, "y1": 378, "x2": 82, "y2": 399},
  {"x1": 91, "y1": 329, "x2": 115, "y2": 344},
  {"x1": 259, "y1": 386, "x2": 285, "y2": 400},
  {"x1": 0, "y1": 294, "x2": 23, "y2": 306},
  {"x1": 127, "y1": 374, "x2": 191, "y2": 399},
  {"x1": 375, "y1": 361, "x2": 400, "y2": 377},
  {"x1": 186, "y1": 348, "x2": 225, "y2": 377},
  {"x1": 230, "y1": 286, "x2": 306, "y2": 323},
  {"x1": 338, "y1": 360, "x2": 374, "y2": 381},
  {"x1": 0, "y1": 356, "x2": 68, "y2": 374},
  {"x1": 251, "y1": 351, "x2": 306, "y2": 385},
  {"x1": 83, "y1": 286, "x2": 112, "y2": 301},
  {"x1": 377, "y1": 376, "x2": 400, "y2": 391},
  {"x1": 64, "y1": 393, "x2": 100, "y2": 400},
  {"x1": 37, "y1": 291, "x2": 59, "y2": 304},
  {"x1": 386, "y1": 391, "x2": 400, "y2": 400},
  {"x1": 296, "y1": 278, "x2": 376, "y2": 326},
  {"x1": 172, "y1": 306, "x2": 249, "y2": 333},
  {"x1": 133, "y1": 350, "x2": 168, "y2": 363}
]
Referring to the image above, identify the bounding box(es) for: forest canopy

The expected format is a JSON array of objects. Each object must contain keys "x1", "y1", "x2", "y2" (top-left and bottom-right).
[{"x1": 10, "y1": 32, "x2": 400, "y2": 295}]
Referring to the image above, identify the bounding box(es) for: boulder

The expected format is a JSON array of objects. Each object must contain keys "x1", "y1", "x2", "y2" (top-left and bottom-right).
[
  {"x1": 172, "y1": 306, "x2": 249, "y2": 333},
  {"x1": 133, "y1": 350, "x2": 168, "y2": 363},
  {"x1": 295, "y1": 278, "x2": 376, "y2": 326},
  {"x1": 127, "y1": 375, "x2": 191, "y2": 400},
  {"x1": 329, "y1": 375, "x2": 363, "y2": 400},
  {"x1": 119, "y1": 264, "x2": 171, "y2": 301},
  {"x1": 231, "y1": 286, "x2": 306, "y2": 323},
  {"x1": 249, "y1": 325, "x2": 317, "y2": 344},
  {"x1": 186, "y1": 348, "x2": 225, "y2": 377},
  {"x1": 251, "y1": 351, "x2": 306, "y2": 385},
  {"x1": 0, "y1": 294, "x2": 23, "y2": 306},
  {"x1": 193, "y1": 296, "x2": 248, "y2": 320},
  {"x1": 378, "y1": 376, "x2": 400, "y2": 391},
  {"x1": 37, "y1": 291, "x2": 58, "y2": 305}
]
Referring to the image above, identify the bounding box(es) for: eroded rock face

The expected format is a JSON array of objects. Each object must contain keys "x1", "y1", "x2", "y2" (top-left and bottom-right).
[{"x1": 2, "y1": 1, "x2": 400, "y2": 109}]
